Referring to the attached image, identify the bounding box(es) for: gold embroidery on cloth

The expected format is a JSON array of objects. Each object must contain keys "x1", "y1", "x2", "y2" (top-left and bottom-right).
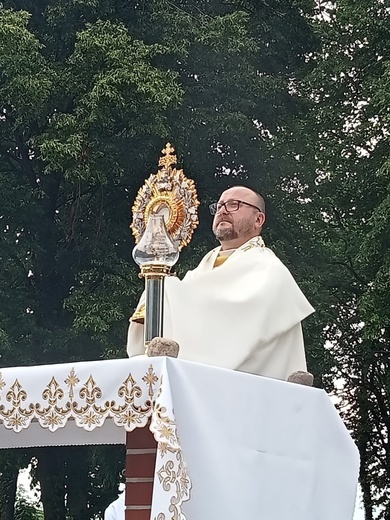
[
  {"x1": 1, "y1": 379, "x2": 34, "y2": 430},
  {"x1": 35, "y1": 377, "x2": 67, "y2": 429},
  {"x1": 0, "y1": 370, "x2": 156, "y2": 432},
  {"x1": 143, "y1": 365, "x2": 159, "y2": 399},
  {"x1": 151, "y1": 387, "x2": 191, "y2": 520},
  {"x1": 0, "y1": 364, "x2": 191, "y2": 520},
  {"x1": 65, "y1": 368, "x2": 80, "y2": 401},
  {"x1": 113, "y1": 373, "x2": 153, "y2": 429},
  {"x1": 155, "y1": 449, "x2": 190, "y2": 520},
  {"x1": 241, "y1": 235, "x2": 265, "y2": 251},
  {"x1": 131, "y1": 303, "x2": 145, "y2": 323},
  {"x1": 0, "y1": 372, "x2": 6, "y2": 398}
]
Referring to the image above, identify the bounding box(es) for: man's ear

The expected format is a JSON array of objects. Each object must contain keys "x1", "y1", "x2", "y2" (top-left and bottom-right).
[{"x1": 256, "y1": 212, "x2": 266, "y2": 230}]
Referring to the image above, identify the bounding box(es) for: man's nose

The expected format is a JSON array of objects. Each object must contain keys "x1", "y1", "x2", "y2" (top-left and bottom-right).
[{"x1": 217, "y1": 203, "x2": 227, "y2": 214}]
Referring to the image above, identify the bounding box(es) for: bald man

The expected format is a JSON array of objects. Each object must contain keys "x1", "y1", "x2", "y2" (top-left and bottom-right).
[{"x1": 127, "y1": 186, "x2": 314, "y2": 381}]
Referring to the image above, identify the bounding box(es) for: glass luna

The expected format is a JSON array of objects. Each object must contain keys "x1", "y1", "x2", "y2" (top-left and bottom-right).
[
  {"x1": 132, "y1": 214, "x2": 179, "y2": 267},
  {"x1": 132, "y1": 214, "x2": 179, "y2": 346}
]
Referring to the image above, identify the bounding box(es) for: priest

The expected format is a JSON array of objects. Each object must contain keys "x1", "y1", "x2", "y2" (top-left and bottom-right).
[{"x1": 127, "y1": 186, "x2": 314, "y2": 381}]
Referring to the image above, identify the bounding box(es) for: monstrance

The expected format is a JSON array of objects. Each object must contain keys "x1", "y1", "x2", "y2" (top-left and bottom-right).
[{"x1": 131, "y1": 143, "x2": 199, "y2": 346}]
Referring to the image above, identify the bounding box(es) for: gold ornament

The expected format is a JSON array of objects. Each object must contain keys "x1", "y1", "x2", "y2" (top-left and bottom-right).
[{"x1": 131, "y1": 143, "x2": 199, "y2": 251}]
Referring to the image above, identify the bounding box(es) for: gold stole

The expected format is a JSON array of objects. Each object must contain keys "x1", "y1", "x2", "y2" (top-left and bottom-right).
[{"x1": 212, "y1": 249, "x2": 236, "y2": 268}]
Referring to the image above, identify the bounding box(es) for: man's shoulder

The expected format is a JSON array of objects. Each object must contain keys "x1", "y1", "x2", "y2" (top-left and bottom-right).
[
  {"x1": 240, "y1": 236, "x2": 267, "y2": 252},
  {"x1": 229, "y1": 242, "x2": 293, "y2": 279},
  {"x1": 245, "y1": 244, "x2": 290, "y2": 269}
]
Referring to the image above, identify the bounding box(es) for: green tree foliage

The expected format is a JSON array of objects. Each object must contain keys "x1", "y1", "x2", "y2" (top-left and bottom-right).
[
  {"x1": 299, "y1": 0, "x2": 390, "y2": 517},
  {"x1": 0, "y1": 452, "x2": 20, "y2": 520},
  {"x1": 14, "y1": 487, "x2": 43, "y2": 520},
  {"x1": 2, "y1": 0, "x2": 388, "y2": 518},
  {"x1": 0, "y1": 451, "x2": 33, "y2": 520},
  {"x1": 0, "y1": 1, "x2": 319, "y2": 517},
  {"x1": 0, "y1": 0, "x2": 317, "y2": 365}
]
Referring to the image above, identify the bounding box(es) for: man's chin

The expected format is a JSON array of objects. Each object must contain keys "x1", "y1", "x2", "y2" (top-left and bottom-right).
[{"x1": 213, "y1": 229, "x2": 238, "y2": 241}]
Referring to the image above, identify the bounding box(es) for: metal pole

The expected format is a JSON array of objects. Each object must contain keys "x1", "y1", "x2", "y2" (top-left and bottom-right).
[{"x1": 144, "y1": 274, "x2": 165, "y2": 344}]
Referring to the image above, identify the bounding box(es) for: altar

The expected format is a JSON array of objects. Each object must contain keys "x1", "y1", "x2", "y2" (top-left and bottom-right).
[{"x1": 0, "y1": 356, "x2": 359, "y2": 519}]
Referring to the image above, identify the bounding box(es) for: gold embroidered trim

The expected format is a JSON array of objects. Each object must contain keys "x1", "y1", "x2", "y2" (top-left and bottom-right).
[
  {"x1": 131, "y1": 303, "x2": 145, "y2": 323},
  {"x1": 0, "y1": 365, "x2": 191, "y2": 520},
  {"x1": 241, "y1": 235, "x2": 266, "y2": 251}
]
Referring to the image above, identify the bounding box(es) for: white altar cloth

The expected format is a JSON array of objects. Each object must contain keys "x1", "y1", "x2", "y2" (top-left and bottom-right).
[{"x1": 0, "y1": 357, "x2": 359, "y2": 520}]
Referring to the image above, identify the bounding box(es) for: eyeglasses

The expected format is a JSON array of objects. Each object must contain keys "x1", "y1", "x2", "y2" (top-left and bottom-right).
[{"x1": 209, "y1": 199, "x2": 262, "y2": 215}]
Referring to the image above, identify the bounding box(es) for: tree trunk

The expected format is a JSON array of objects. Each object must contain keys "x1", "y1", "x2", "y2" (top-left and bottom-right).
[
  {"x1": 0, "y1": 452, "x2": 19, "y2": 520},
  {"x1": 357, "y1": 387, "x2": 374, "y2": 520},
  {"x1": 65, "y1": 446, "x2": 89, "y2": 520},
  {"x1": 35, "y1": 447, "x2": 66, "y2": 520}
]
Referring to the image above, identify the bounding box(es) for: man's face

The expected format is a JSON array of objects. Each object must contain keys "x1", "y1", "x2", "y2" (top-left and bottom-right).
[{"x1": 212, "y1": 187, "x2": 262, "y2": 243}]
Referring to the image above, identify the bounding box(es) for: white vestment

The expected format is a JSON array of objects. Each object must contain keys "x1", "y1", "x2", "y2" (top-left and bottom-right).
[
  {"x1": 104, "y1": 491, "x2": 125, "y2": 520},
  {"x1": 127, "y1": 237, "x2": 314, "y2": 380}
]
